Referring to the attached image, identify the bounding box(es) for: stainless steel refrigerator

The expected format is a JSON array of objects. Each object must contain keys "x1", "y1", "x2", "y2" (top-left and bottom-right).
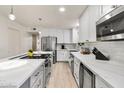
[{"x1": 41, "y1": 36, "x2": 57, "y2": 64}]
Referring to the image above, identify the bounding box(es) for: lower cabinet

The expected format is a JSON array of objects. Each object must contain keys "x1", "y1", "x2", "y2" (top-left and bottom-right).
[
  {"x1": 30, "y1": 65, "x2": 44, "y2": 88},
  {"x1": 95, "y1": 76, "x2": 111, "y2": 88},
  {"x1": 57, "y1": 50, "x2": 69, "y2": 62},
  {"x1": 74, "y1": 57, "x2": 80, "y2": 86},
  {"x1": 20, "y1": 64, "x2": 45, "y2": 88}
]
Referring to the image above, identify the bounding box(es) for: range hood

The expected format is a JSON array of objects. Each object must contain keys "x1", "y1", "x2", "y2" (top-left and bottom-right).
[{"x1": 96, "y1": 6, "x2": 124, "y2": 41}]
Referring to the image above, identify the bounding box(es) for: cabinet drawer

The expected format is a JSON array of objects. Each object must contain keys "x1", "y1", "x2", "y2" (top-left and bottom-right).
[
  {"x1": 32, "y1": 77, "x2": 42, "y2": 88},
  {"x1": 30, "y1": 65, "x2": 44, "y2": 87}
]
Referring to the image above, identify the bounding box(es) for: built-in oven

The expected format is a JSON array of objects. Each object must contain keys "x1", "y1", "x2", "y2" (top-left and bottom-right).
[{"x1": 96, "y1": 6, "x2": 124, "y2": 41}]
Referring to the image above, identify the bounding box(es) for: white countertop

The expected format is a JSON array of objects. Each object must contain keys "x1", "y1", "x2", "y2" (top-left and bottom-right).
[
  {"x1": 33, "y1": 51, "x2": 53, "y2": 55},
  {"x1": 0, "y1": 59, "x2": 45, "y2": 88},
  {"x1": 0, "y1": 51, "x2": 53, "y2": 62},
  {"x1": 57, "y1": 48, "x2": 78, "y2": 51},
  {"x1": 0, "y1": 51, "x2": 54, "y2": 88},
  {"x1": 71, "y1": 52, "x2": 124, "y2": 88}
]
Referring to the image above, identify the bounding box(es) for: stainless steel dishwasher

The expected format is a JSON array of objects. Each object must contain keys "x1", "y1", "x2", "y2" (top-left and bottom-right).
[{"x1": 79, "y1": 64, "x2": 95, "y2": 88}]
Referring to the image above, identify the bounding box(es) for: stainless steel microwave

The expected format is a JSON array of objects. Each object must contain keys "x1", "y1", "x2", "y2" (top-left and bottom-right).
[{"x1": 96, "y1": 6, "x2": 124, "y2": 41}]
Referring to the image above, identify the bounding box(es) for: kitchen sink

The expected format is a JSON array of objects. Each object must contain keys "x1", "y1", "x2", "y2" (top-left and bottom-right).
[
  {"x1": 20, "y1": 54, "x2": 51, "y2": 59},
  {"x1": 20, "y1": 56, "x2": 42, "y2": 59}
]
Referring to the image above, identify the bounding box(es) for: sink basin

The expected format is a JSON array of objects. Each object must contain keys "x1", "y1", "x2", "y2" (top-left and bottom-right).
[
  {"x1": 20, "y1": 54, "x2": 51, "y2": 59},
  {"x1": 20, "y1": 56, "x2": 42, "y2": 59},
  {"x1": 0, "y1": 60, "x2": 28, "y2": 70}
]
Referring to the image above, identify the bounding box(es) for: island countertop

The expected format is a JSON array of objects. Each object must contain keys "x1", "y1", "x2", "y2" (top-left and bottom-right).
[
  {"x1": 0, "y1": 51, "x2": 54, "y2": 88},
  {"x1": 0, "y1": 59, "x2": 45, "y2": 88}
]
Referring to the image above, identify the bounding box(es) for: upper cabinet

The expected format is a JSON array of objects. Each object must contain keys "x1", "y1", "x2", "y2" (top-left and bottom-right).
[
  {"x1": 79, "y1": 6, "x2": 90, "y2": 42},
  {"x1": 72, "y1": 27, "x2": 79, "y2": 43},
  {"x1": 99, "y1": 5, "x2": 120, "y2": 18},
  {"x1": 79, "y1": 6, "x2": 100, "y2": 42},
  {"x1": 78, "y1": 5, "x2": 121, "y2": 42},
  {"x1": 63, "y1": 30, "x2": 72, "y2": 43},
  {"x1": 40, "y1": 29, "x2": 71, "y2": 43}
]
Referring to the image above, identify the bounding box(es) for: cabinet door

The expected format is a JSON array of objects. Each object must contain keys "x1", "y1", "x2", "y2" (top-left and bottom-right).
[
  {"x1": 63, "y1": 51, "x2": 69, "y2": 61},
  {"x1": 88, "y1": 6, "x2": 100, "y2": 42},
  {"x1": 57, "y1": 51, "x2": 64, "y2": 61},
  {"x1": 100, "y1": 5, "x2": 120, "y2": 17},
  {"x1": 79, "y1": 6, "x2": 100, "y2": 42},
  {"x1": 72, "y1": 27, "x2": 79, "y2": 43},
  {"x1": 32, "y1": 77, "x2": 42, "y2": 88},
  {"x1": 79, "y1": 7, "x2": 89, "y2": 42},
  {"x1": 74, "y1": 57, "x2": 80, "y2": 86},
  {"x1": 57, "y1": 50, "x2": 69, "y2": 61},
  {"x1": 63, "y1": 30, "x2": 71, "y2": 43},
  {"x1": 30, "y1": 65, "x2": 44, "y2": 87}
]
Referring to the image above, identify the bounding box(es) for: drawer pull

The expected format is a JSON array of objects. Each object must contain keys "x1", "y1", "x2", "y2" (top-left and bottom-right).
[
  {"x1": 35, "y1": 72, "x2": 40, "y2": 76},
  {"x1": 37, "y1": 84, "x2": 40, "y2": 88}
]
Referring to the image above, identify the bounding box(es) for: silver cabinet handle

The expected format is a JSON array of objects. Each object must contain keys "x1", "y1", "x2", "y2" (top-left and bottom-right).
[{"x1": 35, "y1": 72, "x2": 40, "y2": 77}]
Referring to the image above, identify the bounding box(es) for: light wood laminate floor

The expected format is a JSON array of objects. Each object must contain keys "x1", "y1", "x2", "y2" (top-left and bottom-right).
[{"x1": 47, "y1": 62, "x2": 78, "y2": 88}]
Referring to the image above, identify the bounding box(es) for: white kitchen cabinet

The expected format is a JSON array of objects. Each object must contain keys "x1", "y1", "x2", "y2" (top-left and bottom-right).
[
  {"x1": 74, "y1": 57, "x2": 80, "y2": 86},
  {"x1": 79, "y1": 5, "x2": 121, "y2": 42},
  {"x1": 99, "y1": 5, "x2": 121, "y2": 18},
  {"x1": 20, "y1": 64, "x2": 44, "y2": 88},
  {"x1": 63, "y1": 30, "x2": 71, "y2": 43},
  {"x1": 40, "y1": 29, "x2": 71, "y2": 43},
  {"x1": 30, "y1": 64, "x2": 44, "y2": 88},
  {"x1": 72, "y1": 27, "x2": 79, "y2": 43},
  {"x1": 88, "y1": 6, "x2": 100, "y2": 42},
  {"x1": 57, "y1": 50, "x2": 69, "y2": 61},
  {"x1": 79, "y1": 6, "x2": 89, "y2": 42},
  {"x1": 95, "y1": 76, "x2": 111, "y2": 88},
  {"x1": 79, "y1": 6, "x2": 100, "y2": 42}
]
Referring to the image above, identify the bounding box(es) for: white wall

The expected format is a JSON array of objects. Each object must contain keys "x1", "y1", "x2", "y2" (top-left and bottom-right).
[{"x1": 0, "y1": 13, "x2": 32, "y2": 59}]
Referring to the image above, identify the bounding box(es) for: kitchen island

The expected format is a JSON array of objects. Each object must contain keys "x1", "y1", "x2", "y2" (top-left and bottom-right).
[
  {"x1": 0, "y1": 59, "x2": 45, "y2": 88},
  {"x1": 0, "y1": 51, "x2": 53, "y2": 88}
]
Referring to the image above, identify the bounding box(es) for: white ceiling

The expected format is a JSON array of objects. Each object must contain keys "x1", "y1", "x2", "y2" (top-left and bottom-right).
[{"x1": 0, "y1": 5, "x2": 87, "y2": 29}]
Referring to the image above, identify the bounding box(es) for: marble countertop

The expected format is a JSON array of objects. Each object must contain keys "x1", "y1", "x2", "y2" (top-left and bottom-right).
[
  {"x1": 33, "y1": 51, "x2": 53, "y2": 55},
  {"x1": 0, "y1": 51, "x2": 54, "y2": 88},
  {"x1": 0, "y1": 51, "x2": 53, "y2": 61},
  {"x1": 0, "y1": 59, "x2": 45, "y2": 88},
  {"x1": 71, "y1": 52, "x2": 124, "y2": 88},
  {"x1": 57, "y1": 48, "x2": 78, "y2": 51}
]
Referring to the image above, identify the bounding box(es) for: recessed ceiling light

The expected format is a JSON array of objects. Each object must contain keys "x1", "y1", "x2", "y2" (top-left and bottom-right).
[
  {"x1": 110, "y1": 29, "x2": 114, "y2": 32},
  {"x1": 39, "y1": 32, "x2": 41, "y2": 34},
  {"x1": 76, "y1": 23, "x2": 79, "y2": 27},
  {"x1": 59, "y1": 7, "x2": 66, "y2": 12}
]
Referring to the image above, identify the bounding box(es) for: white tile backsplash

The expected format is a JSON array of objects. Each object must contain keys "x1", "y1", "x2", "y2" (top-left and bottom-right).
[{"x1": 89, "y1": 41, "x2": 124, "y2": 64}]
